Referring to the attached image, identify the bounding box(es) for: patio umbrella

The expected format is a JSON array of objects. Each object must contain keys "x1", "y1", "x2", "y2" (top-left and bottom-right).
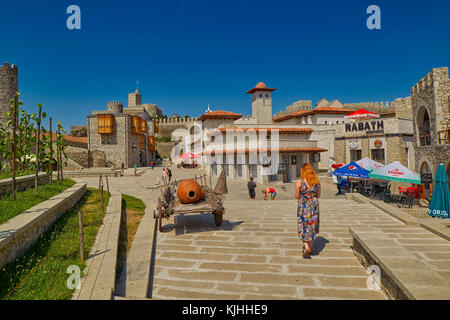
[
  {"x1": 344, "y1": 108, "x2": 380, "y2": 120},
  {"x1": 178, "y1": 153, "x2": 200, "y2": 160},
  {"x1": 333, "y1": 162, "x2": 370, "y2": 178},
  {"x1": 369, "y1": 161, "x2": 421, "y2": 184},
  {"x1": 428, "y1": 164, "x2": 450, "y2": 219},
  {"x1": 356, "y1": 157, "x2": 384, "y2": 171},
  {"x1": 331, "y1": 163, "x2": 345, "y2": 169}
]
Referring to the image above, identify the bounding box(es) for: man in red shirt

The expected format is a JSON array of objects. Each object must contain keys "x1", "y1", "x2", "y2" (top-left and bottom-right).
[{"x1": 262, "y1": 187, "x2": 277, "y2": 200}]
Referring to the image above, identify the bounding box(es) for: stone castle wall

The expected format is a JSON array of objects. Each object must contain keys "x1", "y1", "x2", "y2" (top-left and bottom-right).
[
  {"x1": 0, "y1": 62, "x2": 18, "y2": 126},
  {"x1": 156, "y1": 117, "x2": 198, "y2": 138},
  {"x1": 411, "y1": 67, "x2": 450, "y2": 174}
]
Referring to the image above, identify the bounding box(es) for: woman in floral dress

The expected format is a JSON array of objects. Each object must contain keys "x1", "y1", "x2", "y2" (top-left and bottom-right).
[{"x1": 295, "y1": 163, "x2": 321, "y2": 258}]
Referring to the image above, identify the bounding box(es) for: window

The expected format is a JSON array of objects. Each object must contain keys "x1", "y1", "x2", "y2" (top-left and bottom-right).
[
  {"x1": 371, "y1": 149, "x2": 385, "y2": 164},
  {"x1": 291, "y1": 155, "x2": 297, "y2": 165},
  {"x1": 265, "y1": 94, "x2": 269, "y2": 98},
  {"x1": 350, "y1": 150, "x2": 362, "y2": 162},
  {"x1": 325, "y1": 121, "x2": 328, "y2": 124},
  {"x1": 259, "y1": 94, "x2": 262, "y2": 98}
]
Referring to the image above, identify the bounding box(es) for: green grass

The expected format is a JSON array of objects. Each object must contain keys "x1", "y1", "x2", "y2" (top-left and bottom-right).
[
  {"x1": 0, "y1": 188, "x2": 110, "y2": 300},
  {"x1": 0, "y1": 179, "x2": 76, "y2": 225},
  {"x1": 118, "y1": 195, "x2": 146, "y2": 264},
  {"x1": 0, "y1": 170, "x2": 35, "y2": 180}
]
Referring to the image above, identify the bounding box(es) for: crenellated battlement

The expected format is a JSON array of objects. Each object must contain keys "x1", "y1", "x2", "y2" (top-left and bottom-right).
[
  {"x1": 157, "y1": 117, "x2": 199, "y2": 124},
  {"x1": 343, "y1": 100, "x2": 396, "y2": 112},
  {"x1": 411, "y1": 67, "x2": 449, "y2": 96},
  {"x1": 107, "y1": 101, "x2": 124, "y2": 113}
]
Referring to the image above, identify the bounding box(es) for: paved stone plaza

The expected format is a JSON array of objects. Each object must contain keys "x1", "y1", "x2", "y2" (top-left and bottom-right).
[{"x1": 73, "y1": 166, "x2": 450, "y2": 300}]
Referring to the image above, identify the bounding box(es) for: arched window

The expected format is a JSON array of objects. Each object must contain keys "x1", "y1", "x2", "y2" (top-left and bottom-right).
[{"x1": 417, "y1": 106, "x2": 431, "y2": 146}]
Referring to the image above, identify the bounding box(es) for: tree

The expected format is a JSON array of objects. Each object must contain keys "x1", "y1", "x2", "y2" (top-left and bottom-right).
[
  {"x1": 6, "y1": 92, "x2": 22, "y2": 200},
  {"x1": 34, "y1": 104, "x2": 46, "y2": 190},
  {"x1": 55, "y1": 121, "x2": 68, "y2": 183}
]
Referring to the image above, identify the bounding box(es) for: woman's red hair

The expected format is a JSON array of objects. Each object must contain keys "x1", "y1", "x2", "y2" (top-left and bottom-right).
[{"x1": 300, "y1": 163, "x2": 320, "y2": 186}]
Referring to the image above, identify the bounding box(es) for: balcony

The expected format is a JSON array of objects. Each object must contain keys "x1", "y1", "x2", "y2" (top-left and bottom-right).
[{"x1": 419, "y1": 134, "x2": 431, "y2": 147}]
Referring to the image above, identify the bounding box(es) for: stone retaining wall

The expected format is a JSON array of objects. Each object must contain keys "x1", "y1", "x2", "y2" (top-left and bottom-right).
[
  {"x1": 0, "y1": 173, "x2": 49, "y2": 196},
  {"x1": 0, "y1": 183, "x2": 87, "y2": 269}
]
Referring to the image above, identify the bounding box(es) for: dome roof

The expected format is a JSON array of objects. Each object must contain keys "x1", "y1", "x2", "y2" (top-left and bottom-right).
[{"x1": 135, "y1": 112, "x2": 152, "y2": 121}]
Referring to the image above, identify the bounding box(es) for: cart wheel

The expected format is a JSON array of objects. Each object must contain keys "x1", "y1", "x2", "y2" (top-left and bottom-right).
[
  {"x1": 158, "y1": 197, "x2": 163, "y2": 232},
  {"x1": 213, "y1": 209, "x2": 223, "y2": 227}
]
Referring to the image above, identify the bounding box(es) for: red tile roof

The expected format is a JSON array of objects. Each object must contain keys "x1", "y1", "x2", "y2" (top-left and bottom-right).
[
  {"x1": 246, "y1": 81, "x2": 277, "y2": 94},
  {"x1": 215, "y1": 128, "x2": 313, "y2": 134},
  {"x1": 273, "y1": 106, "x2": 354, "y2": 122},
  {"x1": 198, "y1": 110, "x2": 243, "y2": 121},
  {"x1": 202, "y1": 147, "x2": 327, "y2": 155},
  {"x1": 44, "y1": 132, "x2": 88, "y2": 144}
]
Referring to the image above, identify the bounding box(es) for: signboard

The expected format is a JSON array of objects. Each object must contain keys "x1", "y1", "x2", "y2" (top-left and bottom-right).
[
  {"x1": 421, "y1": 173, "x2": 433, "y2": 184},
  {"x1": 345, "y1": 120, "x2": 384, "y2": 133},
  {"x1": 374, "y1": 139, "x2": 382, "y2": 148},
  {"x1": 349, "y1": 141, "x2": 359, "y2": 149}
]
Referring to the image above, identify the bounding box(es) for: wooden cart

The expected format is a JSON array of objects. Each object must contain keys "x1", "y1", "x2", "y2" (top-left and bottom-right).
[{"x1": 153, "y1": 184, "x2": 224, "y2": 232}]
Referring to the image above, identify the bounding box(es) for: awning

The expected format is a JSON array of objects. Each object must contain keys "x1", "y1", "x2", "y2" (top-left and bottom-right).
[
  {"x1": 356, "y1": 157, "x2": 385, "y2": 171},
  {"x1": 344, "y1": 108, "x2": 380, "y2": 120},
  {"x1": 333, "y1": 162, "x2": 370, "y2": 178},
  {"x1": 369, "y1": 161, "x2": 421, "y2": 184}
]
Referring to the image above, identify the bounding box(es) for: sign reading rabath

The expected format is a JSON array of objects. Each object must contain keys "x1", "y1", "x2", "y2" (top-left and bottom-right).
[{"x1": 345, "y1": 121, "x2": 384, "y2": 133}]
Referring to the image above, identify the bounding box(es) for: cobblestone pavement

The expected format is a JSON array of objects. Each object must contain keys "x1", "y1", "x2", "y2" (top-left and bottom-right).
[{"x1": 73, "y1": 166, "x2": 449, "y2": 300}]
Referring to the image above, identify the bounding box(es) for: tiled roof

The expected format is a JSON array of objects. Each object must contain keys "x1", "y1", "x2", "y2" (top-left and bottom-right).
[
  {"x1": 273, "y1": 106, "x2": 354, "y2": 122},
  {"x1": 198, "y1": 110, "x2": 243, "y2": 121},
  {"x1": 44, "y1": 132, "x2": 88, "y2": 144},
  {"x1": 247, "y1": 81, "x2": 277, "y2": 94},
  {"x1": 202, "y1": 147, "x2": 327, "y2": 155},
  {"x1": 215, "y1": 128, "x2": 313, "y2": 134}
]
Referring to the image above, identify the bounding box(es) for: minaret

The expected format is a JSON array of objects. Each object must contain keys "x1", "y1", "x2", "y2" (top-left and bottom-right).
[
  {"x1": 246, "y1": 81, "x2": 276, "y2": 124},
  {"x1": 0, "y1": 62, "x2": 19, "y2": 126}
]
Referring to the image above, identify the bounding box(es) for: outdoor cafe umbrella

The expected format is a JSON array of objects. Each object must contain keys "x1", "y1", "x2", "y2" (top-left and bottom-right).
[
  {"x1": 369, "y1": 161, "x2": 421, "y2": 184},
  {"x1": 428, "y1": 163, "x2": 450, "y2": 219},
  {"x1": 344, "y1": 108, "x2": 380, "y2": 120},
  {"x1": 356, "y1": 157, "x2": 384, "y2": 172},
  {"x1": 178, "y1": 153, "x2": 200, "y2": 160},
  {"x1": 333, "y1": 162, "x2": 370, "y2": 178}
]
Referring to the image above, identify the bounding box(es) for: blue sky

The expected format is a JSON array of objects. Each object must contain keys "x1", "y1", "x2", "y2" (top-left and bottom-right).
[{"x1": 1, "y1": 0, "x2": 449, "y2": 129}]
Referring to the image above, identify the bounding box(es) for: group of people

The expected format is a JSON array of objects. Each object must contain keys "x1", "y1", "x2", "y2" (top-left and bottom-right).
[
  {"x1": 246, "y1": 177, "x2": 277, "y2": 201},
  {"x1": 246, "y1": 164, "x2": 321, "y2": 259}
]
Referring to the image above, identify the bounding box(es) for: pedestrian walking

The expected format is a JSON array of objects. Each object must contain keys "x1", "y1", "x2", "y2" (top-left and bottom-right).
[
  {"x1": 151, "y1": 161, "x2": 155, "y2": 170},
  {"x1": 121, "y1": 162, "x2": 124, "y2": 175},
  {"x1": 336, "y1": 175, "x2": 343, "y2": 195},
  {"x1": 295, "y1": 163, "x2": 321, "y2": 259},
  {"x1": 162, "y1": 168, "x2": 168, "y2": 184},
  {"x1": 247, "y1": 177, "x2": 257, "y2": 200},
  {"x1": 167, "y1": 168, "x2": 172, "y2": 182}
]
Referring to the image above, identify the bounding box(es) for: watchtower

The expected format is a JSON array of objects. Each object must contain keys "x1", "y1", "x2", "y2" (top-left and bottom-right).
[
  {"x1": 0, "y1": 62, "x2": 19, "y2": 126},
  {"x1": 247, "y1": 81, "x2": 276, "y2": 124}
]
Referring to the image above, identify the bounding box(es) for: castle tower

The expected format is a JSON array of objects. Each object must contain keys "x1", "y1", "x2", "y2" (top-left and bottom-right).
[
  {"x1": 0, "y1": 62, "x2": 19, "y2": 126},
  {"x1": 247, "y1": 81, "x2": 276, "y2": 124},
  {"x1": 128, "y1": 89, "x2": 142, "y2": 107},
  {"x1": 107, "y1": 101, "x2": 124, "y2": 113}
]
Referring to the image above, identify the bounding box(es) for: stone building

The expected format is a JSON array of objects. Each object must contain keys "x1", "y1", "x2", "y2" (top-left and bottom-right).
[
  {"x1": 0, "y1": 62, "x2": 18, "y2": 126},
  {"x1": 87, "y1": 98, "x2": 158, "y2": 169},
  {"x1": 197, "y1": 82, "x2": 327, "y2": 184},
  {"x1": 411, "y1": 67, "x2": 450, "y2": 190}
]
